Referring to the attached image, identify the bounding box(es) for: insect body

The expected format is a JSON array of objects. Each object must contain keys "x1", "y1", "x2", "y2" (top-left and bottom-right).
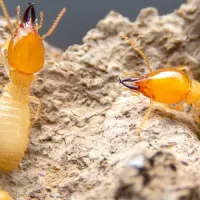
[
  {"x1": 120, "y1": 35, "x2": 200, "y2": 134},
  {"x1": 0, "y1": 1, "x2": 66, "y2": 172}
]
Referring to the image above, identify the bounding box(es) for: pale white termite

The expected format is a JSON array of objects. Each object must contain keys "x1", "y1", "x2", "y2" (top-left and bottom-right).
[{"x1": 0, "y1": 1, "x2": 66, "y2": 172}]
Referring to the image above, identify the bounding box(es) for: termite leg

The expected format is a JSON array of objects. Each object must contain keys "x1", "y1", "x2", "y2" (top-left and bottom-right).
[
  {"x1": 30, "y1": 96, "x2": 42, "y2": 127},
  {"x1": 136, "y1": 100, "x2": 153, "y2": 135}
]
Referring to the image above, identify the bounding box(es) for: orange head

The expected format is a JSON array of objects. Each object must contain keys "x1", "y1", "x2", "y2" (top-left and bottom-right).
[
  {"x1": 8, "y1": 4, "x2": 45, "y2": 75},
  {"x1": 120, "y1": 68, "x2": 190, "y2": 104}
]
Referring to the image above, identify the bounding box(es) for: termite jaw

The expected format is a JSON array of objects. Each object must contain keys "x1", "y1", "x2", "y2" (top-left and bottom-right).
[
  {"x1": 119, "y1": 77, "x2": 139, "y2": 90},
  {"x1": 20, "y1": 3, "x2": 36, "y2": 27}
]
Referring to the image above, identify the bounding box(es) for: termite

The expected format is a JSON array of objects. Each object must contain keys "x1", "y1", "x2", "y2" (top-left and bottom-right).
[
  {"x1": 119, "y1": 35, "x2": 200, "y2": 135},
  {"x1": 0, "y1": 189, "x2": 12, "y2": 200},
  {"x1": 0, "y1": 1, "x2": 66, "y2": 172}
]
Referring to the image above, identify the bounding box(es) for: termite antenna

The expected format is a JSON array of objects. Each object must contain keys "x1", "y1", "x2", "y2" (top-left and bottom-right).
[
  {"x1": 37, "y1": 12, "x2": 44, "y2": 30},
  {"x1": 0, "y1": 0, "x2": 13, "y2": 34},
  {"x1": 121, "y1": 35, "x2": 153, "y2": 73},
  {"x1": 42, "y1": 8, "x2": 66, "y2": 39},
  {"x1": 16, "y1": 6, "x2": 20, "y2": 27}
]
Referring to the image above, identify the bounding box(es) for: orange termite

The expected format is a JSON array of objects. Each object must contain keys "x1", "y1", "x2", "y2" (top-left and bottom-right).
[
  {"x1": 0, "y1": 1, "x2": 66, "y2": 172},
  {"x1": 119, "y1": 35, "x2": 200, "y2": 134}
]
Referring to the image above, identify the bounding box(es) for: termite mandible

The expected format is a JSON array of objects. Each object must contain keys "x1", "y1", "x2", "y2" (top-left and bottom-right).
[
  {"x1": 120, "y1": 35, "x2": 200, "y2": 135},
  {"x1": 0, "y1": 1, "x2": 66, "y2": 172}
]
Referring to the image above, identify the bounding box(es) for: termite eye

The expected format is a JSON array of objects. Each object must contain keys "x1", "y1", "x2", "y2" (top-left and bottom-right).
[{"x1": 8, "y1": 3, "x2": 45, "y2": 75}]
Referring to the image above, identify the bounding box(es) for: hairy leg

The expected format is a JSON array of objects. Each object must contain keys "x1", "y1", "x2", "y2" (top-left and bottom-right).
[
  {"x1": 30, "y1": 96, "x2": 41, "y2": 127},
  {"x1": 136, "y1": 100, "x2": 153, "y2": 135}
]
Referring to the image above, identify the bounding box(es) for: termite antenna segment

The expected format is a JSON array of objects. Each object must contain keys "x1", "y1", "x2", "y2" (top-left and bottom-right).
[
  {"x1": 121, "y1": 35, "x2": 153, "y2": 73},
  {"x1": 37, "y1": 12, "x2": 44, "y2": 30},
  {"x1": 0, "y1": 0, "x2": 13, "y2": 33},
  {"x1": 16, "y1": 5, "x2": 20, "y2": 27},
  {"x1": 42, "y1": 7, "x2": 66, "y2": 39}
]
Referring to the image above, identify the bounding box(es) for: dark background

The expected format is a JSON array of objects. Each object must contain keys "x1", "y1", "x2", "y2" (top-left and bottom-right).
[{"x1": 2, "y1": 0, "x2": 185, "y2": 50}]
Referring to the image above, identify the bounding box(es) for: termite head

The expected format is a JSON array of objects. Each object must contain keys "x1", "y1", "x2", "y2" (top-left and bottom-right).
[
  {"x1": 8, "y1": 3, "x2": 45, "y2": 75},
  {"x1": 4, "y1": 2, "x2": 66, "y2": 75},
  {"x1": 119, "y1": 77, "x2": 140, "y2": 92}
]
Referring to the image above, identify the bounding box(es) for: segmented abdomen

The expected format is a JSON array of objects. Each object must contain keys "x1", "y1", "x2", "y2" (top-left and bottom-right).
[{"x1": 0, "y1": 84, "x2": 30, "y2": 172}]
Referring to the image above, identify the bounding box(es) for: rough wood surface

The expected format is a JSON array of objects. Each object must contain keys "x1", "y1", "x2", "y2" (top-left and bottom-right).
[{"x1": 0, "y1": 0, "x2": 200, "y2": 199}]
